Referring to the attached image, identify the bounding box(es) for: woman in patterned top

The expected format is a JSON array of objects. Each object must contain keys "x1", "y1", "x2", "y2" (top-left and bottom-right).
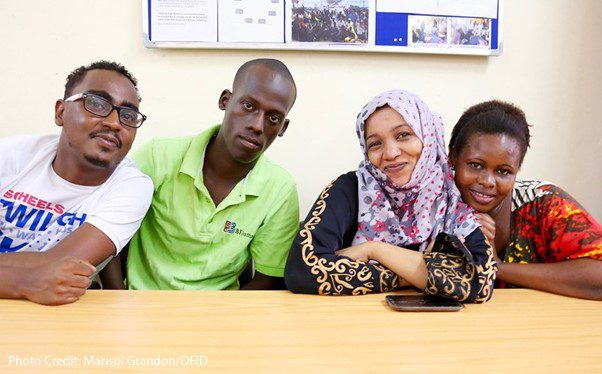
[
  {"x1": 449, "y1": 100, "x2": 602, "y2": 300},
  {"x1": 285, "y1": 90, "x2": 497, "y2": 302}
]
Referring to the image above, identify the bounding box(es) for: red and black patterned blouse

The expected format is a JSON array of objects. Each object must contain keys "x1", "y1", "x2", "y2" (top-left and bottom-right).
[{"x1": 503, "y1": 180, "x2": 602, "y2": 266}]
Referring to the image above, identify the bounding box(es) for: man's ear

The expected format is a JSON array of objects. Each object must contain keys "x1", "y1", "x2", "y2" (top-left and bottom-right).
[
  {"x1": 218, "y1": 89, "x2": 232, "y2": 111},
  {"x1": 278, "y1": 119, "x2": 290, "y2": 137},
  {"x1": 55, "y1": 100, "x2": 65, "y2": 127}
]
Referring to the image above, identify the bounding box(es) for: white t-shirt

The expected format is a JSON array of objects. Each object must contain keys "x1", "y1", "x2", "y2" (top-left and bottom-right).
[{"x1": 0, "y1": 134, "x2": 153, "y2": 256}]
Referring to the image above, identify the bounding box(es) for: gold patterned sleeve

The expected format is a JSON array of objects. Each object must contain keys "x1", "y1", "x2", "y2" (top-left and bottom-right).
[
  {"x1": 284, "y1": 172, "x2": 401, "y2": 295},
  {"x1": 423, "y1": 230, "x2": 498, "y2": 303}
]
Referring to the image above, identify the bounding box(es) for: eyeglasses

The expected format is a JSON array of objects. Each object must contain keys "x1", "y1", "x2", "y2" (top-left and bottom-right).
[{"x1": 64, "y1": 93, "x2": 147, "y2": 128}]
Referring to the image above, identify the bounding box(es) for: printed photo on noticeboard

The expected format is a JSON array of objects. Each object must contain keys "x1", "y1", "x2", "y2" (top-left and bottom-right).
[
  {"x1": 291, "y1": 0, "x2": 369, "y2": 43},
  {"x1": 408, "y1": 15, "x2": 449, "y2": 46},
  {"x1": 449, "y1": 17, "x2": 491, "y2": 48}
]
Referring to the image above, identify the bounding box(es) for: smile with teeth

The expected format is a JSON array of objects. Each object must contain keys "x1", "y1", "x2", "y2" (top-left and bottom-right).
[{"x1": 469, "y1": 189, "x2": 495, "y2": 204}]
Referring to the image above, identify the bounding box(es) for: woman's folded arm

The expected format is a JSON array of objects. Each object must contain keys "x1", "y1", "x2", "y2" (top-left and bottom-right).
[
  {"x1": 423, "y1": 229, "x2": 497, "y2": 303},
  {"x1": 284, "y1": 173, "x2": 401, "y2": 295}
]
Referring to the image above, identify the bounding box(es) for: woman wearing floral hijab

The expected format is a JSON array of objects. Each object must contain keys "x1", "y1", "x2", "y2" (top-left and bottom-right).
[{"x1": 285, "y1": 90, "x2": 497, "y2": 302}]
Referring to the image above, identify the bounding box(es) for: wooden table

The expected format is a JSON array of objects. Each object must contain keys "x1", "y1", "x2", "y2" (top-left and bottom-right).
[{"x1": 0, "y1": 289, "x2": 600, "y2": 372}]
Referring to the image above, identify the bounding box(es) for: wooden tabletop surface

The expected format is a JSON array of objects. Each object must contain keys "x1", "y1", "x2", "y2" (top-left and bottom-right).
[{"x1": 0, "y1": 289, "x2": 600, "y2": 372}]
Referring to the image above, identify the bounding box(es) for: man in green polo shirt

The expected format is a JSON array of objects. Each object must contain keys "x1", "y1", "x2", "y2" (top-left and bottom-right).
[{"x1": 125, "y1": 59, "x2": 299, "y2": 290}]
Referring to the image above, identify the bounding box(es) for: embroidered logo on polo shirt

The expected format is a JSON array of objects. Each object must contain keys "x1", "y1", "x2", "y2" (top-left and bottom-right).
[
  {"x1": 224, "y1": 220, "x2": 237, "y2": 233},
  {"x1": 223, "y1": 220, "x2": 253, "y2": 239}
]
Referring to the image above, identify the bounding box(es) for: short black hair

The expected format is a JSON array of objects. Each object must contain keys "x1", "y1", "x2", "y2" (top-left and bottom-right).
[
  {"x1": 232, "y1": 58, "x2": 297, "y2": 105},
  {"x1": 64, "y1": 60, "x2": 140, "y2": 100},
  {"x1": 449, "y1": 100, "x2": 531, "y2": 166}
]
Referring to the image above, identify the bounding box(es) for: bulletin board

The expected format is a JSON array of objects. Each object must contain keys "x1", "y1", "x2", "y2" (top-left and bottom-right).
[{"x1": 143, "y1": 0, "x2": 503, "y2": 56}]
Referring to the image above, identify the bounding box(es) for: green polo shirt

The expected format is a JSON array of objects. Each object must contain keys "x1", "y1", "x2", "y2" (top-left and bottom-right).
[{"x1": 126, "y1": 125, "x2": 299, "y2": 290}]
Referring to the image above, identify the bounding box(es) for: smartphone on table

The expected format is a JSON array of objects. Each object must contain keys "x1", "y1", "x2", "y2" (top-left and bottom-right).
[{"x1": 385, "y1": 295, "x2": 463, "y2": 312}]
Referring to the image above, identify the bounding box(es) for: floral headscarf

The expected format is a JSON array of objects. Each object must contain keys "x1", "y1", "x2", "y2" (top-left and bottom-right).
[{"x1": 353, "y1": 90, "x2": 479, "y2": 251}]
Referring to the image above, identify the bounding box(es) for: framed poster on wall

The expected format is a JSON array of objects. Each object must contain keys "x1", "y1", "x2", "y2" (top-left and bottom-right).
[{"x1": 143, "y1": 0, "x2": 503, "y2": 56}]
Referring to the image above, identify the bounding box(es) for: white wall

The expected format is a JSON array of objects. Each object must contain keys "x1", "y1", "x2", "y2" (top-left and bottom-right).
[{"x1": 0, "y1": 0, "x2": 600, "y2": 220}]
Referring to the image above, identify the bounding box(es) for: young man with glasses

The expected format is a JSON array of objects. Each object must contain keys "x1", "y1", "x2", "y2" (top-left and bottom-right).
[
  {"x1": 121, "y1": 58, "x2": 299, "y2": 291},
  {"x1": 0, "y1": 61, "x2": 153, "y2": 305}
]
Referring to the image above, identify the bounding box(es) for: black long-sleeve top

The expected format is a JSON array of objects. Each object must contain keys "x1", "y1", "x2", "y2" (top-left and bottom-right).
[{"x1": 285, "y1": 172, "x2": 497, "y2": 303}]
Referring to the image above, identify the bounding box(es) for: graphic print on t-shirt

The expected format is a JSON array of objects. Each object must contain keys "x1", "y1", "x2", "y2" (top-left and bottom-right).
[{"x1": 0, "y1": 189, "x2": 87, "y2": 252}]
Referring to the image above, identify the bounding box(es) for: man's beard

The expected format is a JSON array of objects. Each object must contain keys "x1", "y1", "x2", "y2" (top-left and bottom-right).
[{"x1": 84, "y1": 154, "x2": 112, "y2": 169}]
